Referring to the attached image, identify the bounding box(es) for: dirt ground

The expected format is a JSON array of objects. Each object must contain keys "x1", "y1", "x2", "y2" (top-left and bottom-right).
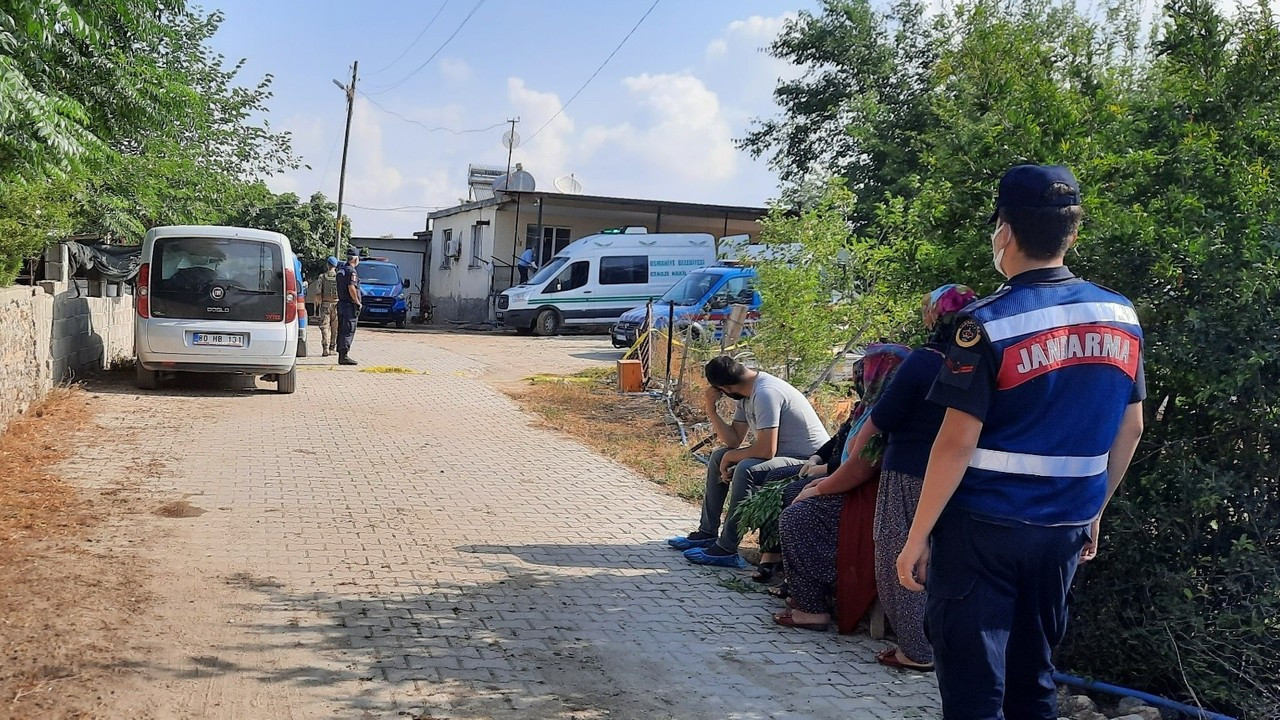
[{"x1": 0, "y1": 389, "x2": 153, "y2": 718}]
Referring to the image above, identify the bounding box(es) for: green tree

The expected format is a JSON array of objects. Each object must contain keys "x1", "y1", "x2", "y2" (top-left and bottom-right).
[
  {"x1": 0, "y1": 2, "x2": 301, "y2": 281},
  {"x1": 0, "y1": 0, "x2": 176, "y2": 178},
  {"x1": 70, "y1": 6, "x2": 299, "y2": 239},
  {"x1": 746, "y1": 182, "x2": 914, "y2": 388},
  {"x1": 0, "y1": 177, "x2": 77, "y2": 284},
  {"x1": 231, "y1": 190, "x2": 350, "y2": 277}
]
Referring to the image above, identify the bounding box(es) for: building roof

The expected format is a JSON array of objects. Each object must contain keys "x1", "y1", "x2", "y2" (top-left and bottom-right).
[{"x1": 427, "y1": 191, "x2": 769, "y2": 222}]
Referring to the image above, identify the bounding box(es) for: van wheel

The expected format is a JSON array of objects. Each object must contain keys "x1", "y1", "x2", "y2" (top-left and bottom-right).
[
  {"x1": 297, "y1": 336, "x2": 308, "y2": 358},
  {"x1": 276, "y1": 367, "x2": 297, "y2": 394},
  {"x1": 135, "y1": 363, "x2": 158, "y2": 390},
  {"x1": 534, "y1": 309, "x2": 560, "y2": 336},
  {"x1": 395, "y1": 319, "x2": 406, "y2": 329}
]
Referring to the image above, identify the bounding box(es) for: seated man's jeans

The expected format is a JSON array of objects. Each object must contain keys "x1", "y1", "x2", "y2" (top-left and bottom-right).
[{"x1": 698, "y1": 447, "x2": 806, "y2": 553}]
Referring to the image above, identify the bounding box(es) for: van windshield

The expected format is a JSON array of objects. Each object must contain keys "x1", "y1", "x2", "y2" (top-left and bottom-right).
[
  {"x1": 660, "y1": 271, "x2": 720, "y2": 306},
  {"x1": 359, "y1": 264, "x2": 400, "y2": 285},
  {"x1": 150, "y1": 237, "x2": 285, "y2": 322},
  {"x1": 526, "y1": 256, "x2": 567, "y2": 287}
]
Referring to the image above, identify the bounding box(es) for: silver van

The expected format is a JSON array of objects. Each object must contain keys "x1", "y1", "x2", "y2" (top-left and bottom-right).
[{"x1": 134, "y1": 226, "x2": 299, "y2": 393}]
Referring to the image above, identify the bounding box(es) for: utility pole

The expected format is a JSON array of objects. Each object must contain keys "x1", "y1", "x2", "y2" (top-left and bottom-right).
[
  {"x1": 503, "y1": 117, "x2": 519, "y2": 287},
  {"x1": 332, "y1": 61, "x2": 358, "y2": 258},
  {"x1": 503, "y1": 117, "x2": 518, "y2": 179}
]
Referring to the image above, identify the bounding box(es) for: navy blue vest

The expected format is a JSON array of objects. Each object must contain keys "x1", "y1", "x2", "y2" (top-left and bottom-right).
[{"x1": 953, "y1": 280, "x2": 1143, "y2": 526}]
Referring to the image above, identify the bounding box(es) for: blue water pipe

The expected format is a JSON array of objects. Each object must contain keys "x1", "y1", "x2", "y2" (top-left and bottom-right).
[{"x1": 1053, "y1": 672, "x2": 1238, "y2": 720}]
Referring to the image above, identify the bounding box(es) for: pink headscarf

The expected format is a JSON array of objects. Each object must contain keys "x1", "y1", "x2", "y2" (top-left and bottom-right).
[{"x1": 923, "y1": 284, "x2": 977, "y2": 328}]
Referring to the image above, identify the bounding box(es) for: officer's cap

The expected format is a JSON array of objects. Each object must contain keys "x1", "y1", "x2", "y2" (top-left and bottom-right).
[
  {"x1": 989, "y1": 165, "x2": 1081, "y2": 223},
  {"x1": 346, "y1": 247, "x2": 361, "y2": 258}
]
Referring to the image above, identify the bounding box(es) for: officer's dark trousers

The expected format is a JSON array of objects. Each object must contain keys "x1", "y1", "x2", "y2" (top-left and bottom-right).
[
  {"x1": 337, "y1": 303, "x2": 358, "y2": 356},
  {"x1": 925, "y1": 509, "x2": 1088, "y2": 720}
]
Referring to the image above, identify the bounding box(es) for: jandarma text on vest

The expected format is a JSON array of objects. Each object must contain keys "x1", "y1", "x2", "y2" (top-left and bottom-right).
[{"x1": 996, "y1": 324, "x2": 1139, "y2": 389}]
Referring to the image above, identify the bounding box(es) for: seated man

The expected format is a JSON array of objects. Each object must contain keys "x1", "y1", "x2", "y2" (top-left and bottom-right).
[{"x1": 669, "y1": 355, "x2": 831, "y2": 568}]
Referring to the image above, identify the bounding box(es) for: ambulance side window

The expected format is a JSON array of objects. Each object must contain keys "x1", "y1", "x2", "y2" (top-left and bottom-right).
[
  {"x1": 599, "y1": 255, "x2": 648, "y2": 285},
  {"x1": 546, "y1": 260, "x2": 590, "y2": 293}
]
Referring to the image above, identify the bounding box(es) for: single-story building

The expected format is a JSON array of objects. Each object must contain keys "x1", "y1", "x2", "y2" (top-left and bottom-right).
[{"x1": 424, "y1": 191, "x2": 769, "y2": 323}]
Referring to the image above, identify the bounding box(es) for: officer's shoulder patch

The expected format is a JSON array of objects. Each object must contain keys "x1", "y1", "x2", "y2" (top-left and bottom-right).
[
  {"x1": 955, "y1": 318, "x2": 982, "y2": 348},
  {"x1": 939, "y1": 346, "x2": 980, "y2": 390}
]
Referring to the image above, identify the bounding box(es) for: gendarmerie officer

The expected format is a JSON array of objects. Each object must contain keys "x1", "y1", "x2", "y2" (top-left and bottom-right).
[
  {"x1": 897, "y1": 165, "x2": 1146, "y2": 719},
  {"x1": 335, "y1": 248, "x2": 363, "y2": 366}
]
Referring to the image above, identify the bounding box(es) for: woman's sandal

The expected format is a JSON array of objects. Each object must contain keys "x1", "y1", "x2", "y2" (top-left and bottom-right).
[
  {"x1": 767, "y1": 582, "x2": 790, "y2": 599},
  {"x1": 875, "y1": 647, "x2": 934, "y2": 672},
  {"x1": 772, "y1": 610, "x2": 829, "y2": 631},
  {"x1": 752, "y1": 561, "x2": 783, "y2": 584}
]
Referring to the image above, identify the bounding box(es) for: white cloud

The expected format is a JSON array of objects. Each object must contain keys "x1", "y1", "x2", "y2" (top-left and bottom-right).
[
  {"x1": 614, "y1": 72, "x2": 737, "y2": 183},
  {"x1": 439, "y1": 57, "x2": 473, "y2": 83},
  {"x1": 348, "y1": 98, "x2": 404, "y2": 199},
  {"x1": 507, "y1": 77, "x2": 575, "y2": 183},
  {"x1": 705, "y1": 13, "x2": 796, "y2": 59}
]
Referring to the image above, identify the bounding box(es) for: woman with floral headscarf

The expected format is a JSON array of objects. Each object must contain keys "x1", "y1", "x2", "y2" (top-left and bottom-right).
[
  {"x1": 771, "y1": 342, "x2": 911, "y2": 632},
  {"x1": 844, "y1": 283, "x2": 977, "y2": 670}
]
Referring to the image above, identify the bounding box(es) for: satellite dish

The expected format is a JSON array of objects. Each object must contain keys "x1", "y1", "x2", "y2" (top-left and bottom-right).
[
  {"x1": 554, "y1": 174, "x2": 583, "y2": 195},
  {"x1": 502, "y1": 130, "x2": 521, "y2": 150},
  {"x1": 493, "y1": 163, "x2": 536, "y2": 193}
]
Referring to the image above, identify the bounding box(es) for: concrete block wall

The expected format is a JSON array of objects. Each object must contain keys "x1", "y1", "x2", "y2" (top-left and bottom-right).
[{"x1": 0, "y1": 244, "x2": 135, "y2": 432}]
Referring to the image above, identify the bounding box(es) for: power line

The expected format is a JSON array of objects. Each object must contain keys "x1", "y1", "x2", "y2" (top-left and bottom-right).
[
  {"x1": 359, "y1": 92, "x2": 506, "y2": 135},
  {"x1": 363, "y1": 0, "x2": 451, "y2": 77},
  {"x1": 345, "y1": 202, "x2": 451, "y2": 213},
  {"x1": 523, "y1": 0, "x2": 661, "y2": 146},
  {"x1": 365, "y1": 0, "x2": 488, "y2": 95}
]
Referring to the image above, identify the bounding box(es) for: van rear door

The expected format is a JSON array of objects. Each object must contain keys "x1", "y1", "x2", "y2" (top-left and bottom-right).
[{"x1": 149, "y1": 237, "x2": 287, "y2": 322}]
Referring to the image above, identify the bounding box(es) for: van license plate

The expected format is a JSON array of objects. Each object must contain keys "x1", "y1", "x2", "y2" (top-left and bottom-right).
[
  {"x1": 368, "y1": 307, "x2": 387, "y2": 313},
  {"x1": 193, "y1": 333, "x2": 245, "y2": 347}
]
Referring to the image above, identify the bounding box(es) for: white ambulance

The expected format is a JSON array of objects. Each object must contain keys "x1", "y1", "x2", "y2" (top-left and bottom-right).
[{"x1": 496, "y1": 228, "x2": 717, "y2": 336}]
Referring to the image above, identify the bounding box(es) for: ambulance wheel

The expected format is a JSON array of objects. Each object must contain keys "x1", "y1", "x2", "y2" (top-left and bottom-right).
[{"x1": 534, "y1": 309, "x2": 560, "y2": 336}]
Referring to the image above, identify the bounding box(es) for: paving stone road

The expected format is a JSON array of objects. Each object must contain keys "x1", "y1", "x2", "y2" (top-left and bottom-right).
[{"x1": 63, "y1": 329, "x2": 941, "y2": 719}]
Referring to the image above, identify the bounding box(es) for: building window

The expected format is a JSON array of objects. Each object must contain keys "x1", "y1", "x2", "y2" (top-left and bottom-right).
[
  {"x1": 439, "y1": 228, "x2": 453, "y2": 269},
  {"x1": 469, "y1": 225, "x2": 484, "y2": 268},
  {"x1": 599, "y1": 255, "x2": 649, "y2": 285},
  {"x1": 526, "y1": 225, "x2": 571, "y2": 265}
]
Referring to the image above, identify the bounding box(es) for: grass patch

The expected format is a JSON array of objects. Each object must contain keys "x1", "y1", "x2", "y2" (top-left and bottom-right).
[
  {"x1": 511, "y1": 369, "x2": 707, "y2": 501},
  {"x1": 360, "y1": 365, "x2": 416, "y2": 374}
]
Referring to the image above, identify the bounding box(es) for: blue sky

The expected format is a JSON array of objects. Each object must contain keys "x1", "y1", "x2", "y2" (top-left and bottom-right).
[{"x1": 205, "y1": 0, "x2": 818, "y2": 237}]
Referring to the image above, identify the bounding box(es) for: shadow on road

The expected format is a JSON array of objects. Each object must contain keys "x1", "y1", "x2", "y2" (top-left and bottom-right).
[{"x1": 85, "y1": 541, "x2": 911, "y2": 719}]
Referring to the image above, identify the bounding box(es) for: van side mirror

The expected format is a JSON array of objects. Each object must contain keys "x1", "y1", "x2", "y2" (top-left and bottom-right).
[{"x1": 402, "y1": 278, "x2": 411, "y2": 287}]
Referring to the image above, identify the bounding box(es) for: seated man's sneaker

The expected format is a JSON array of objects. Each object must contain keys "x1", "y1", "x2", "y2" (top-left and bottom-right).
[
  {"x1": 683, "y1": 545, "x2": 747, "y2": 568},
  {"x1": 667, "y1": 532, "x2": 716, "y2": 551}
]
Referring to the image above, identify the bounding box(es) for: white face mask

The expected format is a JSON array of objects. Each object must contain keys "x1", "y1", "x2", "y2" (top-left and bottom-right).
[{"x1": 991, "y1": 223, "x2": 1008, "y2": 278}]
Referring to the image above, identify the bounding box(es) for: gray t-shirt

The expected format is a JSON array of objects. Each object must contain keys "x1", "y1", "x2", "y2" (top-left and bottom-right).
[{"x1": 732, "y1": 371, "x2": 830, "y2": 459}]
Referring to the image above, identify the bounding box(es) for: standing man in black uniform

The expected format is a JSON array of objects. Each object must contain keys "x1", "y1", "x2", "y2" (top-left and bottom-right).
[
  {"x1": 897, "y1": 165, "x2": 1147, "y2": 719},
  {"x1": 335, "y1": 248, "x2": 362, "y2": 366}
]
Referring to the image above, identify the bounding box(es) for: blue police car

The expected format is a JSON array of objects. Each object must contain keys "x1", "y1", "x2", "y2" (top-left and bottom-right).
[
  {"x1": 611, "y1": 264, "x2": 760, "y2": 348},
  {"x1": 356, "y1": 258, "x2": 410, "y2": 328}
]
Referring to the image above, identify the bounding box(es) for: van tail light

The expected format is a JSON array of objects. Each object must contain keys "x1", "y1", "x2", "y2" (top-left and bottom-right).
[
  {"x1": 136, "y1": 263, "x2": 150, "y2": 318},
  {"x1": 284, "y1": 270, "x2": 297, "y2": 323}
]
